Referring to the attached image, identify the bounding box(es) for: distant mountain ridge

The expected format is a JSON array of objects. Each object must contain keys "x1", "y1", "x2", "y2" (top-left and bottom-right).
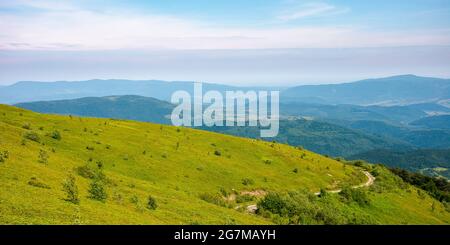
[
  {"x1": 0, "y1": 79, "x2": 272, "y2": 104},
  {"x1": 1, "y1": 75, "x2": 449, "y2": 106},
  {"x1": 282, "y1": 75, "x2": 450, "y2": 106},
  {"x1": 410, "y1": 115, "x2": 450, "y2": 130}
]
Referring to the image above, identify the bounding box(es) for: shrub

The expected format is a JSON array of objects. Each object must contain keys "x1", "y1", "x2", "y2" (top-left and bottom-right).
[
  {"x1": 23, "y1": 131, "x2": 40, "y2": 142},
  {"x1": 38, "y1": 149, "x2": 49, "y2": 164},
  {"x1": 236, "y1": 194, "x2": 255, "y2": 203},
  {"x1": 77, "y1": 164, "x2": 96, "y2": 179},
  {"x1": 130, "y1": 195, "x2": 139, "y2": 204},
  {"x1": 257, "y1": 190, "x2": 375, "y2": 225},
  {"x1": 88, "y1": 178, "x2": 107, "y2": 202},
  {"x1": 318, "y1": 189, "x2": 328, "y2": 198},
  {"x1": 219, "y1": 187, "x2": 229, "y2": 197},
  {"x1": 262, "y1": 158, "x2": 272, "y2": 164},
  {"x1": 199, "y1": 193, "x2": 227, "y2": 207},
  {"x1": 147, "y1": 195, "x2": 158, "y2": 210},
  {"x1": 257, "y1": 193, "x2": 289, "y2": 215},
  {"x1": 242, "y1": 178, "x2": 254, "y2": 186},
  {"x1": 339, "y1": 187, "x2": 371, "y2": 206},
  {"x1": 112, "y1": 192, "x2": 124, "y2": 205},
  {"x1": 22, "y1": 123, "x2": 31, "y2": 130},
  {"x1": 0, "y1": 150, "x2": 9, "y2": 163},
  {"x1": 62, "y1": 174, "x2": 79, "y2": 204},
  {"x1": 50, "y1": 130, "x2": 61, "y2": 140},
  {"x1": 28, "y1": 177, "x2": 50, "y2": 189}
]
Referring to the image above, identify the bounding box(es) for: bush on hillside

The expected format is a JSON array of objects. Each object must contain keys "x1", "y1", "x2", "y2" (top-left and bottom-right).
[
  {"x1": 242, "y1": 178, "x2": 254, "y2": 186},
  {"x1": 88, "y1": 178, "x2": 108, "y2": 202},
  {"x1": 147, "y1": 195, "x2": 158, "y2": 210},
  {"x1": 23, "y1": 131, "x2": 40, "y2": 142},
  {"x1": 38, "y1": 149, "x2": 49, "y2": 164},
  {"x1": 257, "y1": 190, "x2": 375, "y2": 225},
  {"x1": 0, "y1": 150, "x2": 9, "y2": 163},
  {"x1": 28, "y1": 177, "x2": 50, "y2": 189},
  {"x1": 76, "y1": 164, "x2": 97, "y2": 179},
  {"x1": 62, "y1": 174, "x2": 79, "y2": 204},
  {"x1": 22, "y1": 123, "x2": 31, "y2": 130},
  {"x1": 50, "y1": 130, "x2": 61, "y2": 140},
  {"x1": 199, "y1": 193, "x2": 227, "y2": 207},
  {"x1": 390, "y1": 167, "x2": 450, "y2": 203},
  {"x1": 339, "y1": 187, "x2": 371, "y2": 206},
  {"x1": 236, "y1": 194, "x2": 255, "y2": 203}
]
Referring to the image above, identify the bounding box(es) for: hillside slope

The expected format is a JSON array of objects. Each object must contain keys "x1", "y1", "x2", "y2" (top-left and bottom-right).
[
  {"x1": 202, "y1": 119, "x2": 412, "y2": 157},
  {"x1": 349, "y1": 149, "x2": 450, "y2": 179},
  {"x1": 16, "y1": 95, "x2": 174, "y2": 125},
  {"x1": 410, "y1": 115, "x2": 450, "y2": 130},
  {"x1": 14, "y1": 96, "x2": 413, "y2": 157},
  {"x1": 0, "y1": 105, "x2": 449, "y2": 224}
]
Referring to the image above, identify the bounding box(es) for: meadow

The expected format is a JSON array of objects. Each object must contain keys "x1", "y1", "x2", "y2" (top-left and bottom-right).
[{"x1": 0, "y1": 104, "x2": 448, "y2": 224}]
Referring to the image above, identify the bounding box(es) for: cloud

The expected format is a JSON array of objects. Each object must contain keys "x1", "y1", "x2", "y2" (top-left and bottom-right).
[
  {"x1": 0, "y1": 0, "x2": 78, "y2": 11},
  {"x1": 277, "y1": 2, "x2": 349, "y2": 21},
  {"x1": 0, "y1": 1, "x2": 449, "y2": 50}
]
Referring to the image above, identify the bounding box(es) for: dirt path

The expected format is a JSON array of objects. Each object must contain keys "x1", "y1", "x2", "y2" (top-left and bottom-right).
[
  {"x1": 245, "y1": 170, "x2": 375, "y2": 213},
  {"x1": 313, "y1": 170, "x2": 375, "y2": 195}
]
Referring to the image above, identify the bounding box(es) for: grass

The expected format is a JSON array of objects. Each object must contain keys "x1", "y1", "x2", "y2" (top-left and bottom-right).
[{"x1": 0, "y1": 104, "x2": 449, "y2": 224}]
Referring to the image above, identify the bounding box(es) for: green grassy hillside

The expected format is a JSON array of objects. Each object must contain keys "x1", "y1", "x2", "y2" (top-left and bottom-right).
[
  {"x1": 349, "y1": 149, "x2": 450, "y2": 179},
  {"x1": 0, "y1": 104, "x2": 449, "y2": 224}
]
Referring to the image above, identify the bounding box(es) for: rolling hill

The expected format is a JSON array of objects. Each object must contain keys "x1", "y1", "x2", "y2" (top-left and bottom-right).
[
  {"x1": 282, "y1": 75, "x2": 450, "y2": 106},
  {"x1": 410, "y1": 115, "x2": 450, "y2": 130},
  {"x1": 201, "y1": 118, "x2": 412, "y2": 157},
  {"x1": 0, "y1": 104, "x2": 449, "y2": 224},
  {"x1": 16, "y1": 95, "x2": 174, "y2": 125},
  {"x1": 349, "y1": 149, "x2": 450, "y2": 179},
  {"x1": 348, "y1": 120, "x2": 450, "y2": 149},
  {"x1": 280, "y1": 102, "x2": 432, "y2": 124},
  {"x1": 14, "y1": 96, "x2": 413, "y2": 157}
]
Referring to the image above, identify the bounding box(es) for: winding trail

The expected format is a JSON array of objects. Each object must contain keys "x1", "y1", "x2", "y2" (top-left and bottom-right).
[
  {"x1": 313, "y1": 170, "x2": 375, "y2": 195},
  {"x1": 245, "y1": 170, "x2": 375, "y2": 213}
]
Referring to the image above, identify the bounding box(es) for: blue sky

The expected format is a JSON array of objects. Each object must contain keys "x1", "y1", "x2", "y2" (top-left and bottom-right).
[{"x1": 0, "y1": 0, "x2": 449, "y2": 85}]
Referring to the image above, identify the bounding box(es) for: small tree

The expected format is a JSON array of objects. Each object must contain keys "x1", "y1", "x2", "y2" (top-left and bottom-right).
[
  {"x1": 242, "y1": 178, "x2": 254, "y2": 186},
  {"x1": 147, "y1": 195, "x2": 158, "y2": 210},
  {"x1": 22, "y1": 123, "x2": 31, "y2": 130},
  {"x1": 0, "y1": 150, "x2": 9, "y2": 163},
  {"x1": 62, "y1": 174, "x2": 79, "y2": 204},
  {"x1": 88, "y1": 178, "x2": 107, "y2": 202},
  {"x1": 50, "y1": 130, "x2": 61, "y2": 140},
  {"x1": 38, "y1": 149, "x2": 49, "y2": 164},
  {"x1": 23, "y1": 131, "x2": 40, "y2": 142}
]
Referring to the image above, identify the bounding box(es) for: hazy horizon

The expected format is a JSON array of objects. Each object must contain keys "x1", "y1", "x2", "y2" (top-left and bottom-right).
[{"x1": 1, "y1": 0, "x2": 450, "y2": 86}]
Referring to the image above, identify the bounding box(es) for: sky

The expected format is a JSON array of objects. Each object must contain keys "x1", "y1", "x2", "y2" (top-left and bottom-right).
[{"x1": 0, "y1": 0, "x2": 450, "y2": 85}]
